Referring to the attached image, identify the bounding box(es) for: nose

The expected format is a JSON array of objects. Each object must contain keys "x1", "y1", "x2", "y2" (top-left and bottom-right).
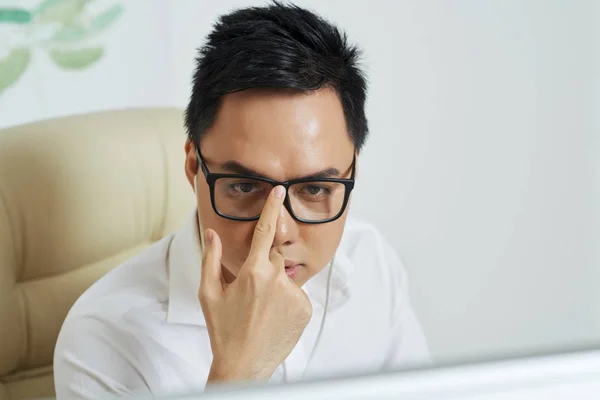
[{"x1": 272, "y1": 202, "x2": 298, "y2": 248}]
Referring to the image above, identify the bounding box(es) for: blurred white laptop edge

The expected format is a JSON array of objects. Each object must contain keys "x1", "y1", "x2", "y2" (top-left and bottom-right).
[{"x1": 165, "y1": 348, "x2": 600, "y2": 400}]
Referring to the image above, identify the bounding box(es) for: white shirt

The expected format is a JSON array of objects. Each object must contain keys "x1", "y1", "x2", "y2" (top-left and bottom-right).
[{"x1": 54, "y1": 210, "x2": 431, "y2": 399}]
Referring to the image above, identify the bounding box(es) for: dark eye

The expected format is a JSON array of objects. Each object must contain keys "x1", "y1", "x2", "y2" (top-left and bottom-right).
[
  {"x1": 306, "y1": 185, "x2": 324, "y2": 195},
  {"x1": 236, "y1": 182, "x2": 255, "y2": 193},
  {"x1": 227, "y1": 181, "x2": 259, "y2": 195}
]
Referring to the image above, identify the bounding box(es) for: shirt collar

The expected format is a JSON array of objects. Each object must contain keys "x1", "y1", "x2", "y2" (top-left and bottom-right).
[{"x1": 166, "y1": 209, "x2": 353, "y2": 326}]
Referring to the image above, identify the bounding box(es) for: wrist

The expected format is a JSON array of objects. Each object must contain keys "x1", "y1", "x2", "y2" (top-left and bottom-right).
[{"x1": 208, "y1": 357, "x2": 275, "y2": 384}]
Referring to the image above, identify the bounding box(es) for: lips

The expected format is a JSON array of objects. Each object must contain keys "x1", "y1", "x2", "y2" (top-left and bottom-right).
[{"x1": 284, "y1": 260, "x2": 301, "y2": 280}]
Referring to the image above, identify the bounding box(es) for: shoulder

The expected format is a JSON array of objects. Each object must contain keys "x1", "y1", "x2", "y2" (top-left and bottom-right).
[
  {"x1": 340, "y1": 216, "x2": 406, "y2": 278},
  {"x1": 53, "y1": 234, "x2": 178, "y2": 396},
  {"x1": 338, "y1": 216, "x2": 409, "y2": 304},
  {"x1": 66, "y1": 234, "x2": 174, "y2": 322},
  {"x1": 336, "y1": 217, "x2": 431, "y2": 366},
  {"x1": 57, "y1": 233, "x2": 176, "y2": 357}
]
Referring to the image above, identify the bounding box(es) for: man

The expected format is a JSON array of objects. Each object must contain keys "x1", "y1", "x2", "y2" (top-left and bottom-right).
[{"x1": 54, "y1": 2, "x2": 430, "y2": 398}]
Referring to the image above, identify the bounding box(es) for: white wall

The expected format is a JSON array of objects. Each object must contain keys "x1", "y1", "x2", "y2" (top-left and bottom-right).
[
  {"x1": 593, "y1": 0, "x2": 600, "y2": 340},
  {"x1": 1, "y1": 0, "x2": 598, "y2": 363}
]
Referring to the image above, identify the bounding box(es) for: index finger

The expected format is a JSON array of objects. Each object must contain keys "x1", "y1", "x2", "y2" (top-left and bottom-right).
[{"x1": 248, "y1": 185, "x2": 286, "y2": 259}]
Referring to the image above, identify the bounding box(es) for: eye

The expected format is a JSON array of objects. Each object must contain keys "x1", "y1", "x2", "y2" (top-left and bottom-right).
[
  {"x1": 299, "y1": 184, "x2": 332, "y2": 198},
  {"x1": 306, "y1": 185, "x2": 325, "y2": 195},
  {"x1": 229, "y1": 181, "x2": 258, "y2": 194},
  {"x1": 237, "y1": 182, "x2": 255, "y2": 193}
]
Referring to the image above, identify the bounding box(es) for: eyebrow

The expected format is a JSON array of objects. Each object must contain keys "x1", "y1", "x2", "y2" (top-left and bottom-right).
[{"x1": 220, "y1": 161, "x2": 341, "y2": 181}]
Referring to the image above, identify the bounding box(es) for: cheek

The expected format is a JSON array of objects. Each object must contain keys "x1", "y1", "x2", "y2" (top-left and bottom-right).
[
  {"x1": 218, "y1": 220, "x2": 254, "y2": 273},
  {"x1": 301, "y1": 217, "x2": 346, "y2": 274},
  {"x1": 196, "y1": 189, "x2": 254, "y2": 274}
]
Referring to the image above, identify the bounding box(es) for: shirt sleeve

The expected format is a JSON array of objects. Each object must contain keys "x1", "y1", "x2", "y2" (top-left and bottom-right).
[
  {"x1": 54, "y1": 315, "x2": 151, "y2": 400},
  {"x1": 380, "y1": 237, "x2": 433, "y2": 370}
]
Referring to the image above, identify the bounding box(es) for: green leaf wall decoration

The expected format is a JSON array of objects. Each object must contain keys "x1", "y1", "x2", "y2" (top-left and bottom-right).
[
  {"x1": 0, "y1": 8, "x2": 33, "y2": 24},
  {"x1": 51, "y1": 4, "x2": 123, "y2": 42},
  {"x1": 0, "y1": 1, "x2": 123, "y2": 96},
  {"x1": 49, "y1": 47, "x2": 104, "y2": 69},
  {"x1": 89, "y1": 4, "x2": 123, "y2": 33},
  {"x1": 35, "y1": 0, "x2": 87, "y2": 24},
  {"x1": 0, "y1": 48, "x2": 31, "y2": 94}
]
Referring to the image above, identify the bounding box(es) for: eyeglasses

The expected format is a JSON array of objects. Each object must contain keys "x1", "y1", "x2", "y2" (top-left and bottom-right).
[{"x1": 196, "y1": 147, "x2": 356, "y2": 224}]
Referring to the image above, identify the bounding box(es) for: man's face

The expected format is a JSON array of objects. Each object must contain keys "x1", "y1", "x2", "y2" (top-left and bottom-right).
[{"x1": 184, "y1": 88, "x2": 356, "y2": 287}]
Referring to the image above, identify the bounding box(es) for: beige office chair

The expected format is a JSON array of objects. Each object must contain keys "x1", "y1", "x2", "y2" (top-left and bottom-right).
[{"x1": 0, "y1": 108, "x2": 195, "y2": 400}]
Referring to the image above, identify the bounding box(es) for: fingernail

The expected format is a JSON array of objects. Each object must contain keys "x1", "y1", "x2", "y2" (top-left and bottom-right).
[
  {"x1": 275, "y1": 185, "x2": 285, "y2": 199},
  {"x1": 205, "y1": 229, "x2": 213, "y2": 245}
]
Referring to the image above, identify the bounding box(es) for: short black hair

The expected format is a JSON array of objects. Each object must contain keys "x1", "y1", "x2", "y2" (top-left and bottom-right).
[{"x1": 184, "y1": 1, "x2": 369, "y2": 151}]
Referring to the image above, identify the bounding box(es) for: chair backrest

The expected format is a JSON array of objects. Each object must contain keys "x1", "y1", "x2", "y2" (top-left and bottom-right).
[{"x1": 0, "y1": 108, "x2": 195, "y2": 399}]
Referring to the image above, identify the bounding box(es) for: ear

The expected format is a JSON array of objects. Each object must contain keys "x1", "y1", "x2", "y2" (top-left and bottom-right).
[{"x1": 184, "y1": 139, "x2": 198, "y2": 190}]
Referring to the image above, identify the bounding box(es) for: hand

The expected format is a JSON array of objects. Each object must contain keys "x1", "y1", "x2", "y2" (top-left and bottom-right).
[{"x1": 199, "y1": 185, "x2": 313, "y2": 384}]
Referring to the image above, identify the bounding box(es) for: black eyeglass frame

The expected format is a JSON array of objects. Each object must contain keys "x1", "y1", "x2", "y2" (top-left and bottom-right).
[{"x1": 195, "y1": 147, "x2": 356, "y2": 224}]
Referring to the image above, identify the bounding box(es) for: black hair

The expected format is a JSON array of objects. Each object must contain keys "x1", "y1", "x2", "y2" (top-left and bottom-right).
[{"x1": 184, "y1": 1, "x2": 369, "y2": 151}]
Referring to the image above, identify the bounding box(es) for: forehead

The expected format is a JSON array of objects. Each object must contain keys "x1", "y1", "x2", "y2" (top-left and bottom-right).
[{"x1": 201, "y1": 88, "x2": 354, "y2": 179}]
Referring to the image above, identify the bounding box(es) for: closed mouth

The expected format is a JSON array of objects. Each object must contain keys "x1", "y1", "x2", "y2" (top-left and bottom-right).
[{"x1": 284, "y1": 261, "x2": 302, "y2": 279}]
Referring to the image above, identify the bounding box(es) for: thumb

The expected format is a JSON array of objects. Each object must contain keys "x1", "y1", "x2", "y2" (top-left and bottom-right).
[{"x1": 199, "y1": 229, "x2": 223, "y2": 299}]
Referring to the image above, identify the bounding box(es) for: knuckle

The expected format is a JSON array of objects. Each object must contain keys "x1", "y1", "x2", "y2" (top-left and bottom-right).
[
  {"x1": 255, "y1": 221, "x2": 274, "y2": 236},
  {"x1": 295, "y1": 293, "x2": 313, "y2": 319},
  {"x1": 198, "y1": 287, "x2": 215, "y2": 306},
  {"x1": 201, "y1": 252, "x2": 211, "y2": 268},
  {"x1": 248, "y1": 266, "x2": 273, "y2": 285},
  {"x1": 274, "y1": 272, "x2": 288, "y2": 290},
  {"x1": 244, "y1": 254, "x2": 261, "y2": 268},
  {"x1": 300, "y1": 299, "x2": 313, "y2": 321}
]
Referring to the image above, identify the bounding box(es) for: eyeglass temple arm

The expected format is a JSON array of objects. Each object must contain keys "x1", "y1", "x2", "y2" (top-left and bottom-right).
[{"x1": 195, "y1": 147, "x2": 209, "y2": 175}]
